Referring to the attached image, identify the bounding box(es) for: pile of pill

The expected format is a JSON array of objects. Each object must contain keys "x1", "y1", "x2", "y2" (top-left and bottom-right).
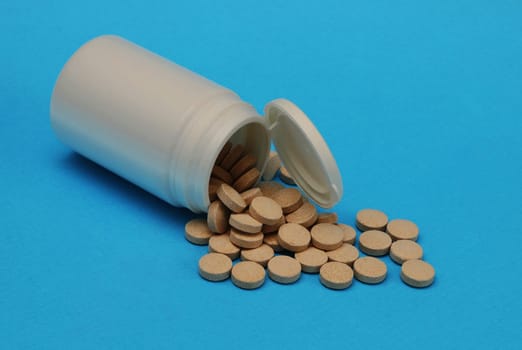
[{"x1": 185, "y1": 142, "x2": 436, "y2": 290}]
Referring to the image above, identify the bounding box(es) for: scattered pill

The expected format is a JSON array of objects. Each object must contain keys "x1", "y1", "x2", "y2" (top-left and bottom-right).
[
  {"x1": 263, "y1": 233, "x2": 283, "y2": 252},
  {"x1": 272, "y1": 188, "x2": 303, "y2": 214},
  {"x1": 233, "y1": 167, "x2": 260, "y2": 192},
  {"x1": 262, "y1": 151, "x2": 281, "y2": 181},
  {"x1": 207, "y1": 200, "x2": 229, "y2": 233},
  {"x1": 230, "y1": 153, "x2": 257, "y2": 179},
  {"x1": 184, "y1": 218, "x2": 213, "y2": 245},
  {"x1": 208, "y1": 233, "x2": 240, "y2": 260},
  {"x1": 294, "y1": 246, "x2": 328, "y2": 273},
  {"x1": 310, "y1": 223, "x2": 344, "y2": 251},
  {"x1": 211, "y1": 165, "x2": 233, "y2": 184},
  {"x1": 220, "y1": 144, "x2": 245, "y2": 170},
  {"x1": 217, "y1": 184, "x2": 247, "y2": 213},
  {"x1": 326, "y1": 244, "x2": 359, "y2": 266},
  {"x1": 267, "y1": 256, "x2": 301, "y2": 284},
  {"x1": 215, "y1": 141, "x2": 232, "y2": 165},
  {"x1": 401, "y1": 259, "x2": 435, "y2": 288},
  {"x1": 229, "y1": 213, "x2": 262, "y2": 234},
  {"x1": 356, "y1": 209, "x2": 388, "y2": 231},
  {"x1": 240, "y1": 244, "x2": 275, "y2": 267},
  {"x1": 262, "y1": 215, "x2": 286, "y2": 234},
  {"x1": 316, "y1": 212, "x2": 338, "y2": 224},
  {"x1": 231, "y1": 261, "x2": 266, "y2": 290},
  {"x1": 258, "y1": 181, "x2": 284, "y2": 198},
  {"x1": 386, "y1": 219, "x2": 419, "y2": 241},
  {"x1": 229, "y1": 228, "x2": 264, "y2": 249},
  {"x1": 279, "y1": 166, "x2": 295, "y2": 185},
  {"x1": 353, "y1": 257, "x2": 387, "y2": 284},
  {"x1": 390, "y1": 240, "x2": 423, "y2": 264},
  {"x1": 277, "y1": 223, "x2": 311, "y2": 252},
  {"x1": 240, "y1": 187, "x2": 262, "y2": 206},
  {"x1": 286, "y1": 202, "x2": 318, "y2": 228},
  {"x1": 198, "y1": 253, "x2": 233, "y2": 282},
  {"x1": 320, "y1": 262, "x2": 354, "y2": 290},
  {"x1": 359, "y1": 230, "x2": 392, "y2": 256},
  {"x1": 249, "y1": 196, "x2": 283, "y2": 225},
  {"x1": 337, "y1": 223, "x2": 356, "y2": 245}
]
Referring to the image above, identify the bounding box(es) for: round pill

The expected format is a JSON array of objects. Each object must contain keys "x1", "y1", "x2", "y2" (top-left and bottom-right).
[
  {"x1": 240, "y1": 187, "x2": 262, "y2": 206},
  {"x1": 310, "y1": 223, "x2": 344, "y2": 251},
  {"x1": 286, "y1": 202, "x2": 318, "y2": 228},
  {"x1": 217, "y1": 184, "x2": 247, "y2": 213},
  {"x1": 401, "y1": 259, "x2": 435, "y2": 288},
  {"x1": 198, "y1": 253, "x2": 233, "y2": 282},
  {"x1": 229, "y1": 213, "x2": 262, "y2": 234},
  {"x1": 240, "y1": 244, "x2": 274, "y2": 267},
  {"x1": 356, "y1": 209, "x2": 388, "y2": 231},
  {"x1": 185, "y1": 218, "x2": 213, "y2": 245},
  {"x1": 262, "y1": 151, "x2": 281, "y2": 181},
  {"x1": 272, "y1": 188, "x2": 303, "y2": 214},
  {"x1": 230, "y1": 153, "x2": 257, "y2": 179},
  {"x1": 233, "y1": 167, "x2": 260, "y2": 193},
  {"x1": 279, "y1": 166, "x2": 295, "y2": 185},
  {"x1": 338, "y1": 224, "x2": 356, "y2": 244},
  {"x1": 208, "y1": 233, "x2": 240, "y2": 260},
  {"x1": 229, "y1": 228, "x2": 264, "y2": 249},
  {"x1": 267, "y1": 256, "x2": 301, "y2": 284},
  {"x1": 215, "y1": 141, "x2": 232, "y2": 165},
  {"x1": 294, "y1": 246, "x2": 328, "y2": 273},
  {"x1": 258, "y1": 181, "x2": 284, "y2": 199},
  {"x1": 319, "y1": 262, "x2": 354, "y2": 290},
  {"x1": 263, "y1": 233, "x2": 283, "y2": 252},
  {"x1": 220, "y1": 144, "x2": 245, "y2": 170},
  {"x1": 231, "y1": 261, "x2": 266, "y2": 290},
  {"x1": 249, "y1": 196, "x2": 283, "y2": 225},
  {"x1": 207, "y1": 200, "x2": 229, "y2": 234},
  {"x1": 211, "y1": 165, "x2": 233, "y2": 184},
  {"x1": 277, "y1": 223, "x2": 311, "y2": 252},
  {"x1": 390, "y1": 240, "x2": 423, "y2": 264},
  {"x1": 326, "y1": 244, "x2": 359, "y2": 266},
  {"x1": 353, "y1": 257, "x2": 387, "y2": 284},
  {"x1": 386, "y1": 219, "x2": 419, "y2": 241},
  {"x1": 359, "y1": 230, "x2": 392, "y2": 256},
  {"x1": 316, "y1": 212, "x2": 338, "y2": 224},
  {"x1": 262, "y1": 215, "x2": 286, "y2": 234}
]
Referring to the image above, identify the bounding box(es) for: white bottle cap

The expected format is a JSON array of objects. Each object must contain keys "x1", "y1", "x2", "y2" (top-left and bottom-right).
[{"x1": 264, "y1": 98, "x2": 343, "y2": 208}]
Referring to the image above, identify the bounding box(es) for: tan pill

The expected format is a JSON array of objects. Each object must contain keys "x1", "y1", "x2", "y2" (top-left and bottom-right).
[
  {"x1": 220, "y1": 143, "x2": 245, "y2": 170},
  {"x1": 263, "y1": 233, "x2": 283, "y2": 252},
  {"x1": 233, "y1": 167, "x2": 260, "y2": 193},
  {"x1": 207, "y1": 200, "x2": 229, "y2": 234},
  {"x1": 311, "y1": 223, "x2": 344, "y2": 251},
  {"x1": 262, "y1": 151, "x2": 281, "y2": 181},
  {"x1": 356, "y1": 208, "x2": 388, "y2": 231},
  {"x1": 208, "y1": 233, "x2": 240, "y2": 260},
  {"x1": 211, "y1": 165, "x2": 233, "y2": 184},
  {"x1": 217, "y1": 183, "x2": 246, "y2": 213},
  {"x1": 353, "y1": 257, "x2": 387, "y2": 284},
  {"x1": 258, "y1": 181, "x2": 284, "y2": 199},
  {"x1": 277, "y1": 223, "x2": 311, "y2": 252},
  {"x1": 316, "y1": 212, "x2": 338, "y2": 224},
  {"x1": 326, "y1": 244, "x2": 359, "y2": 266},
  {"x1": 279, "y1": 166, "x2": 295, "y2": 185},
  {"x1": 272, "y1": 188, "x2": 303, "y2": 214},
  {"x1": 229, "y1": 228, "x2": 264, "y2": 249},
  {"x1": 229, "y1": 213, "x2": 262, "y2": 234},
  {"x1": 338, "y1": 224, "x2": 356, "y2": 245},
  {"x1": 267, "y1": 256, "x2": 301, "y2": 284},
  {"x1": 286, "y1": 202, "x2": 318, "y2": 228},
  {"x1": 185, "y1": 218, "x2": 213, "y2": 245},
  {"x1": 215, "y1": 141, "x2": 232, "y2": 165},
  {"x1": 249, "y1": 196, "x2": 283, "y2": 225},
  {"x1": 208, "y1": 179, "x2": 222, "y2": 201},
  {"x1": 231, "y1": 261, "x2": 265, "y2": 290},
  {"x1": 359, "y1": 230, "x2": 392, "y2": 256},
  {"x1": 262, "y1": 215, "x2": 286, "y2": 234},
  {"x1": 319, "y1": 262, "x2": 354, "y2": 290},
  {"x1": 386, "y1": 219, "x2": 419, "y2": 241},
  {"x1": 390, "y1": 240, "x2": 423, "y2": 264},
  {"x1": 198, "y1": 253, "x2": 233, "y2": 282},
  {"x1": 401, "y1": 259, "x2": 435, "y2": 288},
  {"x1": 240, "y1": 244, "x2": 274, "y2": 267},
  {"x1": 230, "y1": 153, "x2": 257, "y2": 179},
  {"x1": 240, "y1": 187, "x2": 262, "y2": 206},
  {"x1": 294, "y1": 246, "x2": 328, "y2": 273}
]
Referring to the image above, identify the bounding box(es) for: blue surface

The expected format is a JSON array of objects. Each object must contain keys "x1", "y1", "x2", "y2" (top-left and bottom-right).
[{"x1": 2, "y1": 1, "x2": 521, "y2": 349}]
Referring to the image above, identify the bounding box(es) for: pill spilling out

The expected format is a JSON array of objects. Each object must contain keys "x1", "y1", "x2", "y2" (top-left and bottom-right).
[{"x1": 183, "y1": 143, "x2": 436, "y2": 290}]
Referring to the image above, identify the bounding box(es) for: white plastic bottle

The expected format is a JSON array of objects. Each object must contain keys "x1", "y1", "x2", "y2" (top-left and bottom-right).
[{"x1": 51, "y1": 35, "x2": 343, "y2": 213}]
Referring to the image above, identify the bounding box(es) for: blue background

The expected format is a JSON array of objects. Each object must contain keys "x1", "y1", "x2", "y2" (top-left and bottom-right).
[{"x1": 2, "y1": 1, "x2": 521, "y2": 349}]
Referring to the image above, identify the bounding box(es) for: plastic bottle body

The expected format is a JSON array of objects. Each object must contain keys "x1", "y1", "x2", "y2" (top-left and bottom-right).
[{"x1": 51, "y1": 35, "x2": 270, "y2": 213}]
